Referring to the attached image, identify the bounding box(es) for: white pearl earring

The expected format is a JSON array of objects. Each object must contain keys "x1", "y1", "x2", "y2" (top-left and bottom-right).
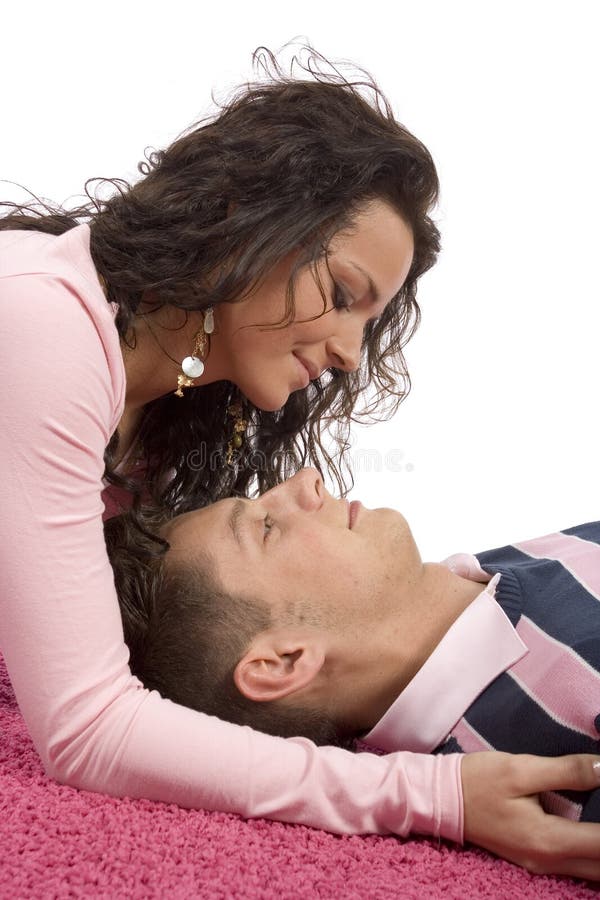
[{"x1": 174, "y1": 306, "x2": 214, "y2": 397}]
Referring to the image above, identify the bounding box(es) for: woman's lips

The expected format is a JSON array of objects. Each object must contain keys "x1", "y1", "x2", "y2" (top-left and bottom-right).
[
  {"x1": 294, "y1": 353, "x2": 318, "y2": 384},
  {"x1": 293, "y1": 354, "x2": 310, "y2": 388}
]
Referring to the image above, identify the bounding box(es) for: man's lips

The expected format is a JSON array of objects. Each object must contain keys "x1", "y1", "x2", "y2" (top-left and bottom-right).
[{"x1": 294, "y1": 353, "x2": 319, "y2": 382}]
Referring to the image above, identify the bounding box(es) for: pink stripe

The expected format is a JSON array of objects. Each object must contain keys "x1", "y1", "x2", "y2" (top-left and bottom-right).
[
  {"x1": 515, "y1": 532, "x2": 600, "y2": 600},
  {"x1": 509, "y1": 616, "x2": 600, "y2": 737},
  {"x1": 451, "y1": 718, "x2": 492, "y2": 753}
]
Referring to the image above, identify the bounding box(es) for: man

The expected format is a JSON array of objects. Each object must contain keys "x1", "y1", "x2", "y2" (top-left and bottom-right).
[{"x1": 108, "y1": 468, "x2": 600, "y2": 823}]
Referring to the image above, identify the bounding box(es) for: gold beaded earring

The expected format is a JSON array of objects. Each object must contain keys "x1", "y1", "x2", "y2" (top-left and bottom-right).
[{"x1": 225, "y1": 398, "x2": 248, "y2": 465}]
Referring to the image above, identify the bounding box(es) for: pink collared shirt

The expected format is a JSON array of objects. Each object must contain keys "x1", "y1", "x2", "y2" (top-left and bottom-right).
[{"x1": 365, "y1": 559, "x2": 529, "y2": 753}]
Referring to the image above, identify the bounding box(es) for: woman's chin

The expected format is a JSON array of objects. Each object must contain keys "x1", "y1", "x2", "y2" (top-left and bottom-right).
[{"x1": 242, "y1": 385, "x2": 290, "y2": 413}]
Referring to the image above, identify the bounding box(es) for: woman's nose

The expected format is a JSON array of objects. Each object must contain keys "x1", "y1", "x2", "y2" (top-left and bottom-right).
[{"x1": 326, "y1": 322, "x2": 362, "y2": 373}]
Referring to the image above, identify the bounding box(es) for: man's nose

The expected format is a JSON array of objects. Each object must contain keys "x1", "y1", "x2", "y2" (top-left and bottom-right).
[
  {"x1": 290, "y1": 468, "x2": 324, "y2": 510},
  {"x1": 264, "y1": 468, "x2": 324, "y2": 513}
]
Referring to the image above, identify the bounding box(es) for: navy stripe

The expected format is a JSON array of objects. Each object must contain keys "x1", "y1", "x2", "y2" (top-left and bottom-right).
[
  {"x1": 581, "y1": 788, "x2": 600, "y2": 822},
  {"x1": 460, "y1": 671, "x2": 600, "y2": 757},
  {"x1": 435, "y1": 736, "x2": 463, "y2": 755},
  {"x1": 482, "y1": 566, "x2": 523, "y2": 627},
  {"x1": 562, "y1": 521, "x2": 600, "y2": 546},
  {"x1": 475, "y1": 550, "x2": 600, "y2": 671},
  {"x1": 476, "y1": 543, "x2": 532, "y2": 568}
]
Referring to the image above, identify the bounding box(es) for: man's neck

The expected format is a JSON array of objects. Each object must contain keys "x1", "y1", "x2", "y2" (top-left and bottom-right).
[
  {"x1": 392, "y1": 563, "x2": 485, "y2": 689},
  {"x1": 331, "y1": 564, "x2": 487, "y2": 733}
]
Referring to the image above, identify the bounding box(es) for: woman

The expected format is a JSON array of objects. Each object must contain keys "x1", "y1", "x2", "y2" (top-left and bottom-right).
[{"x1": 1, "y1": 49, "x2": 599, "y2": 878}]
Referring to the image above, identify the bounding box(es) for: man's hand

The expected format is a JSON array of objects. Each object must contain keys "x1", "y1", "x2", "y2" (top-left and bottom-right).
[{"x1": 461, "y1": 752, "x2": 600, "y2": 880}]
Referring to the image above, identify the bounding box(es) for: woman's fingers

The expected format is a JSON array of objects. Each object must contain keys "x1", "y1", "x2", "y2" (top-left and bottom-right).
[
  {"x1": 461, "y1": 752, "x2": 600, "y2": 877},
  {"x1": 521, "y1": 817, "x2": 600, "y2": 876},
  {"x1": 543, "y1": 858, "x2": 600, "y2": 883},
  {"x1": 509, "y1": 753, "x2": 600, "y2": 797},
  {"x1": 552, "y1": 860, "x2": 600, "y2": 883},
  {"x1": 538, "y1": 816, "x2": 600, "y2": 863}
]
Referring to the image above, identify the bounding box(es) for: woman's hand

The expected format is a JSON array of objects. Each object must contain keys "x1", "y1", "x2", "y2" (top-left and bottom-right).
[{"x1": 461, "y1": 752, "x2": 600, "y2": 880}]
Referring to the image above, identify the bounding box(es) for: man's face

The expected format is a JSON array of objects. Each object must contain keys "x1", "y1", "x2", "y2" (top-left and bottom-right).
[{"x1": 163, "y1": 468, "x2": 423, "y2": 639}]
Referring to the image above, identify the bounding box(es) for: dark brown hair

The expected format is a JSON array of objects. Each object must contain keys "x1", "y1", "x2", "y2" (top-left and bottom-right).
[
  {"x1": 2, "y1": 46, "x2": 440, "y2": 542},
  {"x1": 105, "y1": 510, "x2": 352, "y2": 747}
]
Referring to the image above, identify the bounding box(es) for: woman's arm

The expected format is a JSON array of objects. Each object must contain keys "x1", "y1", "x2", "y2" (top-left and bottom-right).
[
  {"x1": 3, "y1": 271, "x2": 600, "y2": 879},
  {"x1": 0, "y1": 270, "x2": 462, "y2": 840}
]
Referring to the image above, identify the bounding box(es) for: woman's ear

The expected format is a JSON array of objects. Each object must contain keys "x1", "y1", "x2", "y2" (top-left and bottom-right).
[{"x1": 233, "y1": 628, "x2": 326, "y2": 703}]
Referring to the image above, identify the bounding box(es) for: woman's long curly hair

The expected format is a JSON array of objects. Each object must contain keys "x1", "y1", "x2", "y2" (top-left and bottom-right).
[{"x1": 1, "y1": 45, "x2": 440, "y2": 553}]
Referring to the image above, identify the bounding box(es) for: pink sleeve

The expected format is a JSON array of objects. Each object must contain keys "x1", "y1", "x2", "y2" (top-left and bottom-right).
[{"x1": 0, "y1": 272, "x2": 464, "y2": 843}]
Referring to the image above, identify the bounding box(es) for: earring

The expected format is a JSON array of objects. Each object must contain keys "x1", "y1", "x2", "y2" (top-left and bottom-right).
[
  {"x1": 174, "y1": 306, "x2": 214, "y2": 397},
  {"x1": 225, "y1": 398, "x2": 248, "y2": 465}
]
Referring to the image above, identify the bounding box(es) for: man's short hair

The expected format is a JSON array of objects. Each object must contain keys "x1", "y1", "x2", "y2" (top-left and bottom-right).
[{"x1": 104, "y1": 512, "x2": 353, "y2": 748}]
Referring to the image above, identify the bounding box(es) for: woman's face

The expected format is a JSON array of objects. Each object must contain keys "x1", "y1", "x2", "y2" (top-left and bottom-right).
[{"x1": 209, "y1": 199, "x2": 415, "y2": 412}]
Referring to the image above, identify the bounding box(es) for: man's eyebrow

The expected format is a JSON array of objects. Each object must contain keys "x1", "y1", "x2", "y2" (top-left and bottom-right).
[
  {"x1": 348, "y1": 262, "x2": 381, "y2": 305},
  {"x1": 228, "y1": 498, "x2": 246, "y2": 547}
]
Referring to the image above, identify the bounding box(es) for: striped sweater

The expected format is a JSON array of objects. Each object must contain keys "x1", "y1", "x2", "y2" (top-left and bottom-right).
[{"x1": 367, "y1": 523, "x2": 600, "y2": 822}]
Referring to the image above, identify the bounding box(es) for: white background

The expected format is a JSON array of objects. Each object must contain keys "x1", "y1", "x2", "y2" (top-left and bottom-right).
[{"x1": 3, "y1": 1, "x2": 599, "y2": 559}]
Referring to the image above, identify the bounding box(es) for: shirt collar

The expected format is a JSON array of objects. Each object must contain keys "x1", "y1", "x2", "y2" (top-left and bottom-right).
[{"x1": 363, "y1": 560, "x2": 529, "y2": 754}]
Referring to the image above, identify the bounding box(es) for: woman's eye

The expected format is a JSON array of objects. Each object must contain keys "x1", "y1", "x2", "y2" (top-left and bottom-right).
[
  {"x1": 263, "y1": 514, "x2": 275, "y2": 541},
  {"x1": 332, "y1": 283, "x2": 352, "y2": 312}
]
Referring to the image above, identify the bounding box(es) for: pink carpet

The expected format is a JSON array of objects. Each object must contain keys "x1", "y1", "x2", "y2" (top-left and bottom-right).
[{"x1": 0, "y1": 654, "x2": 596, "y2": 899}]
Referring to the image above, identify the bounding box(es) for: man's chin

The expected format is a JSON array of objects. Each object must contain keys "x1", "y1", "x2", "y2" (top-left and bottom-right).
[{"x1": 370, "y1": 506, "x2": 415, "y2": 545}]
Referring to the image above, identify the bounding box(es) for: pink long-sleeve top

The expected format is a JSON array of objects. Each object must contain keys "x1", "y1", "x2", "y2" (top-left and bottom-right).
[{"x1": 0, "y1": 224, "x2": 464, "y2": 842}]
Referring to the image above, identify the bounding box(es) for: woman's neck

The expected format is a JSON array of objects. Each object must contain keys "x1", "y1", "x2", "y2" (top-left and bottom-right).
[{"x1": 113, "y1": 407, "x2": 144, "y2": 469}]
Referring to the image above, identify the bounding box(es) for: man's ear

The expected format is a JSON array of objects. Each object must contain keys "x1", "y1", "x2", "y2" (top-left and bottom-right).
[{"x1": 233, "y1": 629, "x2": 326, "y2": 703}]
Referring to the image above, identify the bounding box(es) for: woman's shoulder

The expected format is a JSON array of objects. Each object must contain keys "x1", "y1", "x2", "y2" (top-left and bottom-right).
[
  {"x1": 0, "y1": 224, "x2": 105, "y2": 306},
  {"x1": 0, "y1": 224, "x2": 126, "y2": 428}
]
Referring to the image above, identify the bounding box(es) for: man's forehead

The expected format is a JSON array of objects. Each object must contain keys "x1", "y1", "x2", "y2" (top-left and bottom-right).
[{"x1": 162, "y1": 499, "x2": 232, "y2": 546}]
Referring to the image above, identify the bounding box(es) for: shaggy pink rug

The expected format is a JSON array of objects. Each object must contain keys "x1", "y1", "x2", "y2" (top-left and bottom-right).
[{"x1": 0, "y1": 654, "x2": 596, "y2": 899}]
